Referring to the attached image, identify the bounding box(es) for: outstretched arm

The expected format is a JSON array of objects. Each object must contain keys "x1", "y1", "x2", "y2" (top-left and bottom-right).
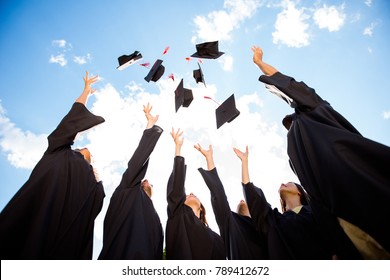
[
  {"x1": 233, "y1": 146, "x2": 250, "y2": 184},
  {"x1": 120, "y1": 104, "x2": 163, "y2": 188},
  {"x1": 251, "y1": 46, "x2": 278, "y2": 76},
  {"x1": 76, "y1": 71, "x2": 99, "y2": 105},
  {"x1": 167, "y1": 128, "x2": 186, "y2": 217}
]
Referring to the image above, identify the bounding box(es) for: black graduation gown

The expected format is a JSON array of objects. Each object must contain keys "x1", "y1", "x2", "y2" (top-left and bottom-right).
[
  {"x1": 0, "y1": 102, "x2": 105, "y2": 259},
  {"x1": 165, "y1": 156, "x2": 226, "y2": 260},
  {"x1": 198, "y1": 167, "x2": 267, "y2": 260},
  {"x1": 243, "y1": 182, "x2": 332, "y2": 259},
  {"x1": 98, "y1": 125, "x2": 163, "y2": 260},
  {"x1": 259, "y1": 72, "x2": 390, "y2": 258}
]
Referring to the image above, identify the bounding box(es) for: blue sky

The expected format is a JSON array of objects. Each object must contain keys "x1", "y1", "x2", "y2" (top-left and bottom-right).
[{"x1": 1, "y1": 0, "x2": 389, "y2": 259}]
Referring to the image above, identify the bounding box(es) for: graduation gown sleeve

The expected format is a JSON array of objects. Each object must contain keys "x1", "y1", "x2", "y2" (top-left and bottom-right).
[{"x1": 46, "y1": 102, "x2": 105, "y2": 153}]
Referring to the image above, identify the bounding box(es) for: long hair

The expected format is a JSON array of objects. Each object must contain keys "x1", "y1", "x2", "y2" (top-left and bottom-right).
[
  {"x1": 280, "y1": 182, "x2": 310, "y2": 213},
  {"x1": 199, "y1": 203, "x2": 209, "y2": 227}
]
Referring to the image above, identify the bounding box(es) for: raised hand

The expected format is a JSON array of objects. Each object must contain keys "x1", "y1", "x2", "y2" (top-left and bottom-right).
[
  {"x1": 233, "y1": 146, "x2": 249, "y2": 162},
  {"x1": 143, "y1": 102, "x2": 159, "y2": 129},
  {"x1": 171, "y1": 128, "x2": 184, "y2": 156}
]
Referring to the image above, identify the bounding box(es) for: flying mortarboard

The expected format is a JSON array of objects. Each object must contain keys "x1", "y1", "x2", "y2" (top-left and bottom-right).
[
  {"x1": 116, "y1": 51, "x2": 143, "y2": 70},
  {"x1": 215, "y1": 94, "x2": 240, "y2": 129},
  {"x1": 193, "y1": 62, "x2": 206, "y2": 87},
  {"x1": 174, "y1": 79, "x2": 193, "y2": 112},
  {"x1": 191, "y1": 41, "x2": 224, "y2": 59},
  {"x1": 144, "y1": 59, "x2": 165, "y2": 82}
]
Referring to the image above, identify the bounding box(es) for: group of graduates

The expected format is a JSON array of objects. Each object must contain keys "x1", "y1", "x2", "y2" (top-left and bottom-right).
[{"x1": 1, "y1": 46, "x2": 389, "y2": 260}]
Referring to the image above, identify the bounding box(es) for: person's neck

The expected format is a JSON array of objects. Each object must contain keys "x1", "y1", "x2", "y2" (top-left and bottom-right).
[
  {"x1": 285, "y1": 196, "x2": 302, "y2": 212},
  {"x1": 186, "y1": 204, "x2": 200, "y2": 218}
]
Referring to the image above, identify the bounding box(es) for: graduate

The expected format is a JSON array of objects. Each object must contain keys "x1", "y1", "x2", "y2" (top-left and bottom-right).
[
  {"x1": 234, "y1": 146, "x2": 333, "y2": 260},
  {"x1": 195, "y1": 143, "x2": 267, "y2": 260},
  {"x1": 252, "y1": 45, "x2": 390, "y2": 259},
  {"x1": 98, "y1": 103, "x2": 163, "y2": 260},
  {"x1": 165, "y1": 128, "x2": 226, "y2": 260},
  {"x1": 0, "y1": 71, "x2": 105, "y2": 259}
]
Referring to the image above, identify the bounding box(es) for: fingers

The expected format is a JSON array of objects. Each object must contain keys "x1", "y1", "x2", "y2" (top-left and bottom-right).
[
  {"x1": 143, "y1": 102, "x2": 152, "y2": 114},
  {"x1": 170, "y1": 127, "x2": 183, "y2": 140}
]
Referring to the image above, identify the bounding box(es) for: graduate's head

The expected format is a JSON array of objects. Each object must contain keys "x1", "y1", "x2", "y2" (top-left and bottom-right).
[
  {"x1": 141, "y1": 179, "x2": 153, "y2": 198},
  {"x1": 75, "y1": 148, "x2": 91, "y2": 164},
  {"x1": 279, "y1": 182, "x2": 309, "y2": 212},
  {"x1": 236, "y1": 200, "x2": 251, "y2": 217},
  {"x1": 282, "y1": 114, "x2": 294, "y2": 130},
  {"x1": 185, "y1": 193, "x2": 209, "y2": 226}
]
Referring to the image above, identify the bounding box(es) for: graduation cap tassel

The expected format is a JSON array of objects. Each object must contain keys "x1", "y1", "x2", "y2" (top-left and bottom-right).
[{"x1": 204, "y1": 96, "x2": 220, "y2": 106}]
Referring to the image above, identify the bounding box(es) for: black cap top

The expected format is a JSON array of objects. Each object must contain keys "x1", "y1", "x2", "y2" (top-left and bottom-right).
[
  {"x1": 144, "y1": 59, "x2": 165, "y2": 82},
  {"x1": 216, "y1": 94, "x2": 240, "y2": 129},
  {"x1": 117, "y1": 51, "x2": 143, "y2": 70},
  {"x1": 191, "y1": 41, "x2": 224, "y2": 59},
  {"x1": 174, "y1": 79, "x2": 193, "y2": 112},
  {"x1": 193, "y1": 62, "x2": 206, "y2": 87}
]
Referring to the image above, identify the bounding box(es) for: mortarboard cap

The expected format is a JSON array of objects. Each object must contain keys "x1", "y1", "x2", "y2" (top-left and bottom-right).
[
  {"x1": 144, "y1": 59, "x2": 165, "y2": 82},
  {"x1": 174, "y1": 79, "x2": 193, "y2": 112},
  {"x1": 215, "y1": 94, "x2": 240, "y2": 129},
  {"x1": 191, "y1": 41, "x2": 224, "y2": 59},
  {"x1": 193, "y1": 62, "x2": 206, "y2": 87},
  {"x1": 117, "y1": 51, "x2": 143, "y2": 70}
]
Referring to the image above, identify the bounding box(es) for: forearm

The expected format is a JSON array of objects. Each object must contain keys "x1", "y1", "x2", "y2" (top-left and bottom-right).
[
  {"x1": 205, "y1": 156, "x2": 215, "y2": 171},
  {"x1": 256, "y1": 61, "x2": 278, "y2": 76},
  {"x1": 175, "y1": 144, "x2": 182, "y2": 157},
  {"x1": 75, "y1": 89, "x2": 90, "y2": 105},
  {"x1": 241, "y1": 158, "x2": 250, "y2": 184}
]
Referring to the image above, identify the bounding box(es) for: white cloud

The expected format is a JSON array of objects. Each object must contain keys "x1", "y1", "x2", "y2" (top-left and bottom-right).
[
  {"x1": 313, "y1": 4, "x2": 346, "y2": 32},
  {"x1": 365, "y1": 0, "x2": 373, "y2": 7},
  {"x1": 192, "y1": 0, "x2": 262, "y2": 43},
  {"x1": 52, "y1": 39, "x2": 67, "y2": 48},
  {"x1": 49, "y1": 54, "x2": 67, "y2": 66},
  {"x1": 272, "y1": 0, "x2": 310, "y2": 48},
  {"x1": 0, "y1": 102, "x2": 47, "y2": 169},
  {"x1": 382, "y1": 111, "x2": 390, "y2": 119},
  {"x1": 219, "y1": 54, "x2": 234, "y2": 71},
  {"x1": 73, "y1": 53, "x2": 92, "y2": 65},
  {"x1": 363, "y1": 22, "x2": 377, "y2": 37}
]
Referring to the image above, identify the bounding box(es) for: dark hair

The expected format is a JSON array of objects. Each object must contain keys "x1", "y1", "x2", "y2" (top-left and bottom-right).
[
  {"x1": 280, "y1": 182, "x2": 309, "y2": 213},
  {"x1": 199, "y1": 203, "x2": 209, "y2": 227}
]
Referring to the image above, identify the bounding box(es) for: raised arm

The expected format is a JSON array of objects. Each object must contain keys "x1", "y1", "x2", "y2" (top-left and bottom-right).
[
  {"x1": 234, "y1": 146, "x2": 271, "y2": 232},
  {"x1": 119, "y1": 104, "x2": 163, "y2": 188},
  {"x1": 75, "y1": 71, "x2": 99, "y2": 105},
  {"x1": 46, "y1": 71, "x2": 104, "y2": 153},
  {"x1": 233, "y1": 146, "x2": 249, "y2": 184},
  {"x1": 167, "y1": 128, "x2": 186, "y2": 217},
  {"x1": 251, "y1": 46, "x2": 278, "y2": 76},
  {"x1": 196, "y1": 144, "x2": 231, "y2": 238}
]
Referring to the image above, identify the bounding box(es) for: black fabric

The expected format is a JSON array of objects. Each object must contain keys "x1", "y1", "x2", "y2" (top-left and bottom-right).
[
  {"x1": 259, "y1": 72, "x2": 390, "y2": 258},
  {"x1": 243, "y1": 182, "x2": 333, "y2": 260},
  {"x1": 0, "y1": 102, "x2": 105, "y2": 259},
  {"x1": 165, "y1": 156, "x2": 226, "y2": 260},
  {"x1": 98, "y1": 125, "x2": 163, "y2": 260},
  {"x1": 198, "y1": 168, "x2": 267, "y2": 259}
]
